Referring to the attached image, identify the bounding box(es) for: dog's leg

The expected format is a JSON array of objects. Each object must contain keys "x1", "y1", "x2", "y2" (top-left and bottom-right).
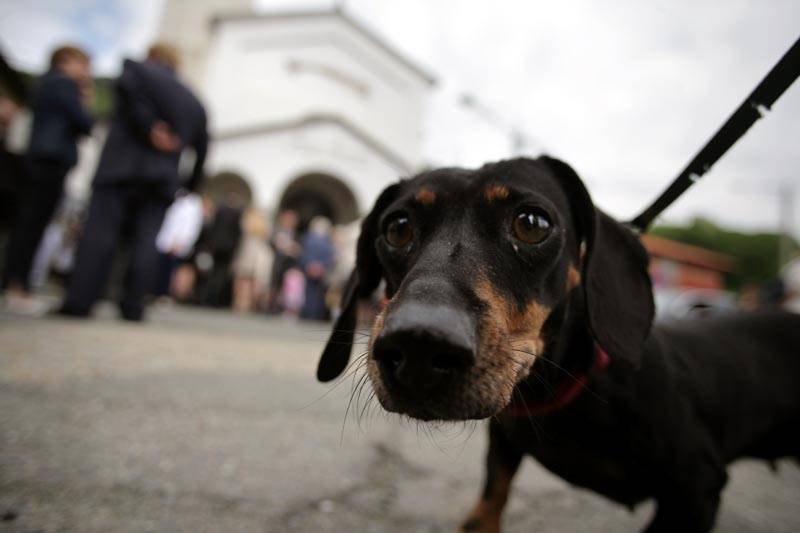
[
  {"x1": 643, "y1": 452, "x2": 727, "y2": 533},
  {"x1": 645, "y1": 491, "x2": 722, "y2": 533},
  {"x1": 460, "y1": 420, "x2": 522, "y2": 533}
]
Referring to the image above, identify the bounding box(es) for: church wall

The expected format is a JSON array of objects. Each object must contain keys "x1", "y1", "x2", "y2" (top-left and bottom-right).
[
  {"x1": 206, "y1": 121, "x2": 406, "y2": 219},
  {"x1": 203, "y1": 15, "x2": 428, "y2": 171}
]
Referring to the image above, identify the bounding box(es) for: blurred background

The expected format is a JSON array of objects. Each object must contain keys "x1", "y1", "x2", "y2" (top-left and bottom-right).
[
  {"x1": 1, "y1": 1, "x2": 799, "y2": 532},
  {"x1": 1, "y1": 0, "x2": 799, "y2": 317}
]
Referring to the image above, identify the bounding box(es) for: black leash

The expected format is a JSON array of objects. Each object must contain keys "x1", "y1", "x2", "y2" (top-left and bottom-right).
[{"x1": 629, "y1": 36, "x2": 800, "y2": 232}]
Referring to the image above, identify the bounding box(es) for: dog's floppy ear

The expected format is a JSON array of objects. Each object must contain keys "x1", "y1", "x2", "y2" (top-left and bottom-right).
[
  {"x1": 539, "y1": 156, "x2": 654, "y2": 367},
  {"x1": 316, "y1": 183, "x2": 403, "y2": 382}
]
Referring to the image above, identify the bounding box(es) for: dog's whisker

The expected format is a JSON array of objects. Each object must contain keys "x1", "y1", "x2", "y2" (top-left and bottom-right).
[
  {"x1": 361, "y1": 389, "x2": 378, "y2": 428},
  {"x1": 298, "y1": 353, "x2": 370, "y2": 411},
  {"x1": 321, "y1": 329, "x2": 373, "y2": 338},
  {"x1": 512, "y1": 387, "x2": 537, "y2": 429},
  {"x1": 308, "y1": 326, "x2": 372, "y2": 334},
  {"x1": 423, "y1": 421, "x2": 449, "y2": 455},
  {"x1": 461, "y1": 420, "x2": 480, "y2": 454},
  {"x1": 355, "y1": 373, "x2": 375, "y2": 430},
  {"x1": 525, "y1": 366, "x2": 556, "y2": 398},
  {"x1": 341, "y1": 370, "x2": 371, "y2": 444},
  {"x1": 320, "y1": 340, "x2": 370, "y2": 347},
  {"x1": 335, "y1": 353, "x2": 369, "y2": 384},
  {"x1": 513, "y1": 387, "x2": 548, "y2": 444},
  {"x1": 511, "y1": 348, "x2": 608, "y2": 405}
]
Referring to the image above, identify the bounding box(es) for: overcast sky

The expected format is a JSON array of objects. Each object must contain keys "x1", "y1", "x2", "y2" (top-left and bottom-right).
[{"x1": 1, "y1": 0, "x2": 798, "y2": 237}]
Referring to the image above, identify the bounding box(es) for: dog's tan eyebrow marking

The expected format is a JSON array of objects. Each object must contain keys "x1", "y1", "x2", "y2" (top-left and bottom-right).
[
  {"x1": 414, "y1": 186, "x2": 436, "y2": 205},
  {"x1": 484, "y1": 184, "x2": 510, "y2": 201}
]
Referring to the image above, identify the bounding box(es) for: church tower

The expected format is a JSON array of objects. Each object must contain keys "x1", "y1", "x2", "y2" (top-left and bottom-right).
[
  {"x1": 156, "y1": 2, "x2": 434, "y2": 227},
  {"x1": 157, "y1": 0, "x2": 252, "y2": 89}
]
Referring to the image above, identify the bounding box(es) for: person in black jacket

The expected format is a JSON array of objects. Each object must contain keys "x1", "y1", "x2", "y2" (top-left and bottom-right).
[
  {"x1": 195, "y1": 194, "x2": 244, "y2": 307},
  {"x1": 59, "y1": 43, "x2": 209, "y2": 321},
  {"x1": 2, "y1": 45, "x2": 93, "y2": 297}
]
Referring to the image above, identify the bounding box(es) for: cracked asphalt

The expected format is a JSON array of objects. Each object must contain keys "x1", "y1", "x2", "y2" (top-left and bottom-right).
[{"x1": 1, "y1": 305, "x2": 799, "y2": 532}]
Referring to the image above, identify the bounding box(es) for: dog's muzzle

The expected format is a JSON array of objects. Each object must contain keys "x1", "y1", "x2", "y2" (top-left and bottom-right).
[{"x1": 373, "y1": 302, "x2": 476, "y2": 404}]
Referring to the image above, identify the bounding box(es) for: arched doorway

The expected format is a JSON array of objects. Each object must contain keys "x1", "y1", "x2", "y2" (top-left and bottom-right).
[
  {"x1": 201, "y1": 171, "x2": 253, "y2": 206},
  {"x1": 277, "y1": 173, "x2": 359, "y2": 231}
]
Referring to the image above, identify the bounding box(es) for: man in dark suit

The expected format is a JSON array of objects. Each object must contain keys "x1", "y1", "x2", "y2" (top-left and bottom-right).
[
  {"x1": 0, "y1": 51, "x2": 30, "y2": 235},
  {"x1": 59, "y1": 43, "x2": 209, "y2": 321},
  {"x1": 2, "y1": 45, "x2": 93, "y2": 297}
]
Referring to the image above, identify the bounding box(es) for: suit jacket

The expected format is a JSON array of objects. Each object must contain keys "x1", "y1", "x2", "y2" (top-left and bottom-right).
[
  {"x1": 27, "y1": 70, "x2": 93, "y2": 168},
  {"x1": 94, "y1": 59, "x2": 208, "y2": 192}
]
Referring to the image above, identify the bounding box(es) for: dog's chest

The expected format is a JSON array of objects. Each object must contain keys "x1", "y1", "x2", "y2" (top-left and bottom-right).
[{"x1": 504, "y1": 414, "x2": 651, "y2": 506}]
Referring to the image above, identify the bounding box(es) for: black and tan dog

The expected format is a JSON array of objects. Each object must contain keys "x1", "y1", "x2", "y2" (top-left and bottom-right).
[{"x1": 317, "y1": 156, "x2": 800, "y2": 533}]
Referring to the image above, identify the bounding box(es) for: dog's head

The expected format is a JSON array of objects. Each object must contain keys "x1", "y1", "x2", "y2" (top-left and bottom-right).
[{"x1": 317, "y1": 157, "x2": 653, "y2": 421}]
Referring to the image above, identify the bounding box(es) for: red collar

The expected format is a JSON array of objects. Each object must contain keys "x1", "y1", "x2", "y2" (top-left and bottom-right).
[{"x1": 503, "y1": 344, "x2": 611, "y2": 418}]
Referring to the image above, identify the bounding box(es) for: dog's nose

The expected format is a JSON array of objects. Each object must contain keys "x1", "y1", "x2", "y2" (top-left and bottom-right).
[{"x1": 373, "y1": 303, "x2": 475, "y2": 393}]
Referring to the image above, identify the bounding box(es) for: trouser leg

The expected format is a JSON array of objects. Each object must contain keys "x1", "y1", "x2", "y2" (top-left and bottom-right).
[
  {"x1": 3, "y1": 160, "x2": 67, "y2": 291},
  {"x1": 204, "y1": 254, "x2": 233, "y2": 307},
  {"x1": 153, "y1": 253, "x2": 176, "y2": 298},
  {"x1": 119, "y1": 194, "x2": 168, "y2": 320},
  {"x1": 60, "y1": 186, "x2": 126, "y2": 315}
]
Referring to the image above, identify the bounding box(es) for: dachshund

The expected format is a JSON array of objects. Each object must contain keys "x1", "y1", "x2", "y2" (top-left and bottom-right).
[{"x1": 317, "y1": 156, "x2": 800, "y2": 532}]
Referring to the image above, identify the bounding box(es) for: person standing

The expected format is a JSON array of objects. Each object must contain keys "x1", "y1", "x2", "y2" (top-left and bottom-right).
[
  {"x1": 231, "y1": 208, "x2": 273, "y2": 313},
  {"x1": 3, "y1": 45, "x2": 93, "y2": 300},
  {"x1": 59, "y1": 43, "x2": 208, "y2": 321},
  {"x1": 196, "y1": 194, "x2": 244, "y2": 307},
  {"x1": 267, "y1": 209, "x2": 300, "y2": 312},
  {"x1": 299, "y1": 216, "x2": 335, "y2": 321},
  {"x1": 153, "y1": 190, "x2": 204, "y2": 300},
  {"x1": 0, "y1": 53, "x2": 29, "y2": 238}
]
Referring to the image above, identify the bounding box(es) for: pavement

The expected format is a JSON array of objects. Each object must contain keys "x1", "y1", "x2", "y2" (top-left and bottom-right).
[{"x1": 1, "y1": 303, "x2": 799, "y2": 532}]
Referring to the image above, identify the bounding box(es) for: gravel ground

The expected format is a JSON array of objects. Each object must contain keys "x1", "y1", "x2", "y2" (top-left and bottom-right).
[{"x1": 1, "y1": 304, "x2": 798, "y2": 532}]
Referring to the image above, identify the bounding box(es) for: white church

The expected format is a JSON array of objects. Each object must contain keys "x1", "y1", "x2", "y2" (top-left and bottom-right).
[{"x1": 158, "y1": 0, "x2": 435, "y2": 227}]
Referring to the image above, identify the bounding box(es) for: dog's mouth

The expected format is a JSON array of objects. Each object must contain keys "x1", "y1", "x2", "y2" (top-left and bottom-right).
[
  {"x1": 362, "y1": 277, "x2": 548, "y2": 421},
  {"x1": 366, "y1": 361, "x2": 506, "y2": 421},
  {"x1": 365, "y1": 330, "x2": 538, "y2": 421}
]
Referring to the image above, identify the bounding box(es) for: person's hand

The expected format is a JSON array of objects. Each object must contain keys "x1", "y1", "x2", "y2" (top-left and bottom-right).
[
  {"x1": 0, "y1": 98, "x2": 19, "y2": 135},
  {"x1": 150, "y1": 120, "x2": 181, "y2": 153}
]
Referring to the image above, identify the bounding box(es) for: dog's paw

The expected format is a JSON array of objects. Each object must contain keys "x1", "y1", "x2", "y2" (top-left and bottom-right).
[{"x1": 458, "y1": 515, "x2": 500, "y2": 533}]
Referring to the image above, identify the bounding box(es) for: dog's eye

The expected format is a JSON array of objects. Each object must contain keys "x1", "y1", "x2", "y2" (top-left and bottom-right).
[
  {"x1": 513, "y1": 208, "x2": 551, "y2": 244},
  {"x1": 384, "y1": 213, "x2": 413, "y2": 248}
]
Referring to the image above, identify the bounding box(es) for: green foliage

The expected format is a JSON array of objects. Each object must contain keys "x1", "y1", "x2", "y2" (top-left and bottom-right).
[
  {"x1": 19, "y1": 71, "x2": 115, "y2": 119},
  {"x1": 91, "y1": 77, "x2": 115, "y2": 119},
  {"x1": 651, "y1": 217, "x2": 798, "y2": 288}
]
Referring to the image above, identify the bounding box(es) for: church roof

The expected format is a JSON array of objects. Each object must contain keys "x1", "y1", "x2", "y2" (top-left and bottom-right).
[
  {"x1": 641, "y1": 234, "x2": 737, "y2": 273},
  {"x1": 211, "y1": 8, "x2": 436, "y2": 86},
  {"x1": 215, "y1": 112, "x2": 416, "y2": 174}
]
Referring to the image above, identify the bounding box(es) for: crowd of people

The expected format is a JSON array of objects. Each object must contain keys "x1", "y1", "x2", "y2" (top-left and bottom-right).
[
  {"x1": 7, "y1": 43, "x2": 795, "y2": 324},
  {"x1": 158, "y1": 194, "x2": 354, "y2": 321},
  {"x1": 0, "y1": 43, "x2": 354, "y2": 323}
]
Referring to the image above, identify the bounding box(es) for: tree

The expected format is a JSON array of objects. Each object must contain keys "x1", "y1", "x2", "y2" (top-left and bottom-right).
[{"x1": 651, "y1": 217, "x2": 798, "y2": 289}]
